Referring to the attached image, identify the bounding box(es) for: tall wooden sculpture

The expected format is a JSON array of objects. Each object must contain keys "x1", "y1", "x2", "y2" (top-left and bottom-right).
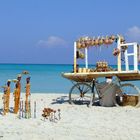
[
  {"x1": 2, "y1": 80, "x2": 11, "y2": 115},
  {"x1": 17, "y1": 74, "x2": 21, "y2": 98},
  {"x1": 5, "y1": 80, "x2": 11, "y2": 113},
  {"x1": 25, "y1": 77, "x2": 31, "y2": 118},
  {"x1": 13, "y1": 83, "x2": 20, "y2": 114},
  {"x1": 13, "y1": 75, "x2": 22, "y2": 114},
  {"x1": 3, "y1": 86, "x2": 7, "y2": 115}
]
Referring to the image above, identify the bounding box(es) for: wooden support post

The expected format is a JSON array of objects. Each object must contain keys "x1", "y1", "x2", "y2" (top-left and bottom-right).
[
  {"x1": 123, "y1": 42, "x2": 138, "y2": 71},
  {"x1": 85, "y1": 47, "x2": 88, "y2": 69},
  {"x1": 124, "y1": 49, "x2": 129, "y2": 71},
  {"x1": 138, "y1": 45, "x2": 140, "y2": 62},
  {"x1": 134, "y1": 43, "x2": 138, "y2": 71},
  {"x1": 117, "y1": 36, "x2": 121, "y2": 72},
  {"x1": 74, "y1": 42, "x2": 77, "y2": 73}
]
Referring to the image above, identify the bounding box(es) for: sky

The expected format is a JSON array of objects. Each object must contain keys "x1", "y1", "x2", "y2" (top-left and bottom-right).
[{"x1": 0, "y1": 0, "x2": 140, "y2": 64}]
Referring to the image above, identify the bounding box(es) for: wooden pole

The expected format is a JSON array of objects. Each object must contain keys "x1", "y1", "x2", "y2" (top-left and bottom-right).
[
  {"x1": 74, "y1": 42, "x2": 77, "y2": 73},
  {"x1": 85, "y1": 47, "x2": 88, "y2": 68},
  {"x1": 117, "y1": 35, "x2": 121, "y2": 72},
  {"x1": 34, "y1": 101, "x2": 36, "y2": 118},
  {"x1": 138, "y1": 45, "x2": 140, "y2": 63},
  {"x1": 29, "y1": 100, "x2": 31, "y2": 118},
  {"x1": 25, "y1": 101, "x2": 27, "y2": 119},
  {"x1": 124, "y1": 49, "x2": 129, "y2": 71},
  {"x1": 58, "y1": 109, "x2": 61, "y2": 120},
  {"x1": 134, "y1": 43, "x2": 138, "y2": 71}
]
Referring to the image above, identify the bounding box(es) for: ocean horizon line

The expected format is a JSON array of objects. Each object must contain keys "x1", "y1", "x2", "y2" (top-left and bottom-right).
[{"x1": 0, "y1": 63, "x2": 73, "y2": 65}]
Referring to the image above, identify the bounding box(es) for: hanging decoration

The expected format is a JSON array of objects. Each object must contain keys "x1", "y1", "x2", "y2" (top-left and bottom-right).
[
  {"x1": 121, "y1": 45, "x2": 128, "y2": 52},
  {"x1": 120, "y1": 35, "x2": 125, "y2": 43},
  {"x1": 104, "y1": 36, "x2": 109, "y2": 45},
  {"x1": 113, "y1": 48, "x2": 120, "y2": 56},
  {"x1": 76, "y1": 35, "x2": 119, "y2": 49},
  {"x1": 98, "y1": 37, "x2": 104, "y2": 45},
  {"x1": 76, "y1": 51, "x2": 85, "y2": 59}
]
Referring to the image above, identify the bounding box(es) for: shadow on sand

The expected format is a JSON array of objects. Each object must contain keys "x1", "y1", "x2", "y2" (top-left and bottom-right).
[
  {"x1": 0, "y1": 108, "x2": 3, "y2": 115},
  {"x1": 0, "y1": 107, "x2": 14, "y2": 115},
  {"x1": 51, "y1": 96, "x2": 69, "y2": 104},
  {"x1": 51, "y1": 96, "x2": 100, "y2": 107}
]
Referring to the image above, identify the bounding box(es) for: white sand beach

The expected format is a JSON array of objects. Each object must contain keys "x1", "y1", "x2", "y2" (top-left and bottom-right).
[{"x1": 0, "y1": 93, "x2": 140, "y2": 140}]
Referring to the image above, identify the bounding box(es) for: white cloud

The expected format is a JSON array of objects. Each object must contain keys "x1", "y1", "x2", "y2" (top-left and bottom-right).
[
  {"x1": 126, "y1": 26, "x2": 140, "y2": 42},
  {"x1": 37, "y1": 36, "x2": 67, "y2": 48}
]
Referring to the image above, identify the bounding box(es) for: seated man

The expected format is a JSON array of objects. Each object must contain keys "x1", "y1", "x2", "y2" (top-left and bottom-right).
[{"x1": 96, "y1": 77, "x2": 123, "y2": 107}]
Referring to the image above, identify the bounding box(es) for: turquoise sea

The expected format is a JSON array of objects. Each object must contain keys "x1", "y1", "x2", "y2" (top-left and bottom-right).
[{"x1": 0, "y1": 64, "x2": 140, "y2": 94}]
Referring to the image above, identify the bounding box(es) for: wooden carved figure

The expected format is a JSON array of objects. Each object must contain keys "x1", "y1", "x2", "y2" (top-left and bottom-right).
[
  {"x1": 25, "y1": 77, "x2": 31, "y2": 118},
  {"x1": 5, "y1": 80, "x2": 11, "y2": 113},
  {"x1": 2, "y1": 86, "x2": 7, "y2": 115},
  {"x1": 2, "y1": 80, "x2": 11, "y2": 115},
  {"x1": 17, "y1": 74, "x2": 22, "y2": 99},
  {"x1": 13, "y1": 83, "x2": 20, "y2": 114}
]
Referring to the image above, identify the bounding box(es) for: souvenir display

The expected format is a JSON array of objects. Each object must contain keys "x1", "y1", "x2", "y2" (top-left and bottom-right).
[
  {"x1": 76, "y1": 35, "x2": 118, "y2": 49},
  {"x1": 92, "y1": 61, "x2": 114, "y2": 72},
  {"x1": 42, "y1": 107, "x2": 61, "y2": 122},
  {"x1": 113, "y1": 48, "x2": 120, "y2": 56},
  {"x1": 76, "y1": 51, "x2": 85, "y2": 59}
]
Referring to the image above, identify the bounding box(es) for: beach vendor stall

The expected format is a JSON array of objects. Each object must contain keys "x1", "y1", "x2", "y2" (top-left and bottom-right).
[{"x1": 62, "y1": 35, "x2": 140, "y2": 107}]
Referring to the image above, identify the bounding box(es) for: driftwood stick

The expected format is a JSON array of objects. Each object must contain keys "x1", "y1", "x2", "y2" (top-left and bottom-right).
[
  {"x1": 34, "y1": 101, "x2": 36, "y2": 118},
  {"x1": 21, "y1": 101, "x2": 24, "y2": 118},
  {"x1": 19, "y1": 101, "x2": 22, "y2": 119},
  {"x1": 25, "y1": 101, "x2": 27, "y2": 119},
  {"x1": 58, "y1": 109, "x2": 61, "y2": 120},
  {"x1": 29, "y1": 100, "x2": 31, "y2": 118},
  {"x1": 53, "y1": 110, "x2": 57, "y2": 122}
]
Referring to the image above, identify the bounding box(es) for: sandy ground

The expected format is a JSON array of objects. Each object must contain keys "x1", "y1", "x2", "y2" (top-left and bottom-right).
[{"x1": 0, "y1": 93, "x2": 140, "y2": 140}]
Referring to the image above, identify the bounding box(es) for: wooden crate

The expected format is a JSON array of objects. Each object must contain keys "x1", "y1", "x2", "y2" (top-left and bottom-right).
[{"x1": 122, "y1": 95, "x2": 139, "y2": 106}]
